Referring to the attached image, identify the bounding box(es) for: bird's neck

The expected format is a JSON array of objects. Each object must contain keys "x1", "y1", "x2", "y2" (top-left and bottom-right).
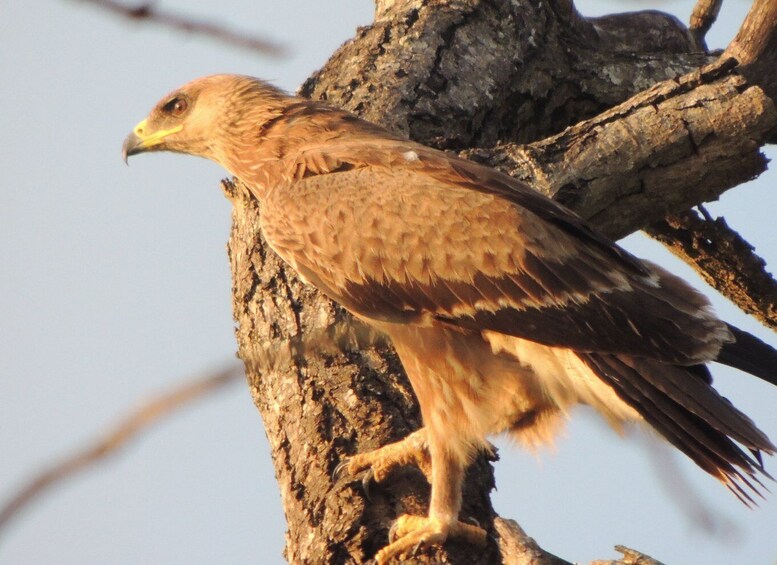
[
  {"x1": 210, "y1": 99, "x2": 294, "y2": 199},
  {"x1": 216, "y1": 98, "x2": 371, "y2": 200}
]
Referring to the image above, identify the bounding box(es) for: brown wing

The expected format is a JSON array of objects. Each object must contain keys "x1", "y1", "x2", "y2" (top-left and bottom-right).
[{"x1": 259, "y1": 139, "x2": 731, "y2": 365}]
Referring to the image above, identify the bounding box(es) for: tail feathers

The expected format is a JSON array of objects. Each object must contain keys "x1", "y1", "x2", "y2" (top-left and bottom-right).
[
  {"x1": 628, "y1": 357, "x2": 773, "y2": 450},
  {"x1": 580, "y1": 353, "x2": 774, "y2": 505},
  {"x1": 717, "y1": 324, "x2": 777, "y2": 387}
]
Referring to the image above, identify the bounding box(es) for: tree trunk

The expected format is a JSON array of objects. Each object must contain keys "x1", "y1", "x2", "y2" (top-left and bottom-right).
[{"x1": 226, "y1": 0, "x2": 777, "y2": 563}]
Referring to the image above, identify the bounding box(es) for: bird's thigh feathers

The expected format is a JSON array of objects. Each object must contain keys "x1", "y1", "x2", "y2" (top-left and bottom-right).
[{"x1": 381, "y1": 322, "x2": 641, "y2": 468}]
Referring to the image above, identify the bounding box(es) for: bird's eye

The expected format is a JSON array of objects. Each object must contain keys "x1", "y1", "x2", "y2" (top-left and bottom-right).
[{"x1": 163, "y1": 96, "x2": 188, "y2": 117}]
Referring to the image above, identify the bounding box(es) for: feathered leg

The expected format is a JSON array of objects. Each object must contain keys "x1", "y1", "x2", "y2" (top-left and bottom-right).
[
  {"x1": 336, "y1": 428, "x2": 487, "y2": 563},
  {"x1": 374, "y1": 436, "x2": 487, "y2": 564}
]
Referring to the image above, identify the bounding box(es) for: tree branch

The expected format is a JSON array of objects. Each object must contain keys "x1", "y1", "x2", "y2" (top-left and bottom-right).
[
  {"x1": 465, "y1": 57, "x2": 776, "y2": 240},
  {"x1": 689, "y1": 0, "x2": 723, "y2": 50},
  {"x1": 646, "y1": 209, "x2": 777, "y2": 330},
  {"x1": 725, "y1": 0, "x2": 777, "y2": 102},
  {"x1": 591, "y1": 546, "x2": 666, "y2": 565},
  {"x1": 70, "y1": 0, "x2": 286, "y2": 56},
  {"x1": 0, "y1": 365, "x2": 242, "y2": 537},
  {"x1": 494, "y1": 518, "x2": 572, "y2": 565},
  {"x1": 301, "y1": 0, "x2": 712, "y2": 148}
]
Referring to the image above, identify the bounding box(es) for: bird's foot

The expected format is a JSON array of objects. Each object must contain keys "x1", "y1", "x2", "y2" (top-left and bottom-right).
[
  {"x1": 375, "y1": 514, "x2": 487, "y2": 564},
  {"x1": 335, "y1": 428, "x2": 431, "y2": 487}
]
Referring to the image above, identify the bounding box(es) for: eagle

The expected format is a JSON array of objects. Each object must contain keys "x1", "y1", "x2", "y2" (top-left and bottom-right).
[{"x1": 123, "y1": 75, "x2": 776, "y2": 563}]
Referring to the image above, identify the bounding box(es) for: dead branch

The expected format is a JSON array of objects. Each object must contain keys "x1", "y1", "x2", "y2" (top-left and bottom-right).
[
  {"x1": 465, "y1": 57, "x2": 776, "y2": 240},
  {"x1": 634, "y1": 0, "x2": 777, "y2": 337},
  {"x1": 494, "y1": 518, "x2": 572, "y2": 565},
  {"x1": 689, "y1": 0, "x2": 723, "y2": 50},
  {"x1": 647, "y1": 209, "x2": 777, "y2": 331},
  {"x1": 71, "y1": 0, "x2": 286, "y2": 56},
  {"x1": 591, "y1": 546, "x2": 666, "y2": 565},
  {"x1": 725, "y1": 0, "x2": 777, "y2": 103},
  {"x1": 0, "y1": 365, "x2": 243, "y2": 537}
]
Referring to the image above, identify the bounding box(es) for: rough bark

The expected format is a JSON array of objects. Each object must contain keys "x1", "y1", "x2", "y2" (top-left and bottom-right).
[
  {"x1": 301, "y1": 0, "x2": 712, "y2": 149},
  {"x1": 464, "y1": 57, "x2": 776, "y2": 239},
  {"x1": 689, "y1": 0, "x2": 722, "y2": 50},
  {"x1": 725, "y1": 0, "x2": 777, "y2": 103},
  {"x1": 647, "y1": 210, "x2": 777, "y2": 331},
  {"x1": 226, "y1": 0, "x2": 777, "y2": 563}
]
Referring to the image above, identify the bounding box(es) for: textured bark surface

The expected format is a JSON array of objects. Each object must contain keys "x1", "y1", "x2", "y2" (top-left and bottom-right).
[
  {"x1": 725, "y1": 0, "x2": 777, "y2": 103},
  {"x1": 465, "y1": 58, "x2": 776, "y2": 239},
  {"x1": 647, "y1": 210, "x2": 777, "y2": 331},
  {"x1": 301, "y1": 0, "x2": 711, "y2": 149},
  {"x1": 225, "y1": 0, "x2": 777, "y2": 563}
]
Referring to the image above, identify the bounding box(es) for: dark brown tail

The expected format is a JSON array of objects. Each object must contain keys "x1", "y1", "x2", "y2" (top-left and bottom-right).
[
  {"x1": 717, "y1": 324, "x2": 777, "y2": 387},
  {"x1": 580, "y1": 352, "x2": 775, "y2": 505}
]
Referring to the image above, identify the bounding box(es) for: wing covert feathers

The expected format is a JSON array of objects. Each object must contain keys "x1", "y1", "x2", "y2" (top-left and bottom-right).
[{"x1": 263, "y1": 142, "x2": 731, "y2": 364}]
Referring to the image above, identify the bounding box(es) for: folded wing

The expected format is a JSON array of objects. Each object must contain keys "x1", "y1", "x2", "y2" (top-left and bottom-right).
[{"x1": 261, "y1": 139, "x2": 732, "y2": 365}]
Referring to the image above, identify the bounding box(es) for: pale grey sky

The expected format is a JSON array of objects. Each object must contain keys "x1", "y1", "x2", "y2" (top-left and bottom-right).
[{"x1": 1, "y1": 1, "x2": 775, "y2": 564}]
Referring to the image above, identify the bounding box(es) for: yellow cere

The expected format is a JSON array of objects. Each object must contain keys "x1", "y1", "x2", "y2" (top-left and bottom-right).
[{"x1": 133, "y1": 119, "x2": 183, "y2": 148}]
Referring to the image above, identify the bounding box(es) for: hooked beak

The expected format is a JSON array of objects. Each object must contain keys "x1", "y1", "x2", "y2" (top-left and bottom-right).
[{"x1": 122, "y1": 119, "x2": 183, "y2": 164}]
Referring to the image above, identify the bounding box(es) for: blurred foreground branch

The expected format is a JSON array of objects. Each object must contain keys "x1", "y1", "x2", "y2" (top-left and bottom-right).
[
  {"x1": 0, "y1": 364, "x2": 243, "y2": 537},
  {"x1": 71, "y1": 0, "x2": 286, "y2": 56}
]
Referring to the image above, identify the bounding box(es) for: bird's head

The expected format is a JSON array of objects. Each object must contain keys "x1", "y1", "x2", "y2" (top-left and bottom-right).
[{"x1": 122, "y1": 74, "x2": 288, "y2": 166}]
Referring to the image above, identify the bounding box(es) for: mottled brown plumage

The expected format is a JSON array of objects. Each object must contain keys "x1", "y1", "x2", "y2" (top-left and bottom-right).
[{"x1": 124, "y1": 75, "x2": 776, "y2": 562}]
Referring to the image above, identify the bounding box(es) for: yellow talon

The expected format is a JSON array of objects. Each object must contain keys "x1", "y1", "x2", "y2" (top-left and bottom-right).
[{"x1": 375, "y1": 514, "x2": 487, "y2": 564}]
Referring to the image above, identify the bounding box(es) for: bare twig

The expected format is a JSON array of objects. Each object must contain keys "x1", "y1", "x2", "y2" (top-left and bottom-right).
[
  {"x1": 591, "y1": 545, "x2": 667, "y2": 565},
  {"x1": 0, "y1": 309, "x2": 384, "y2": 542},
  {"x1": 724, "y1": 0, "x2": 777, "y2": 102},
  {"x1": 689, "y1": 0, "x2": 723, "y2": 50},
  {"x1": 0, "y1": 364, "x2": 243, "y2": 536},
  {"x1": 71, "y1": 0, "x2": 286, "y2": 56},
  {"x1": 646, "y1": 210, "x2": 777, "y2": 330}
]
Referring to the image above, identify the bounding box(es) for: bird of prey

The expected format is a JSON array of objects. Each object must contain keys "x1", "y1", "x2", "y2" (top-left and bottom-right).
[{"x1": 123, "y1": 75, "x2": 776, "y2": 563}]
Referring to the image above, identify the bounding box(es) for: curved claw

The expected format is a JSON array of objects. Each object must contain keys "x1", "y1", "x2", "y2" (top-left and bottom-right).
[
  {"x1": 411, "y1": 540, "x2": 425, "y2": 558},
  {"x1": 332, "y1": 458, "x2": 351, "y2": 483},
  {"x1": 361, "y1": 468, "x2": 375, "y2": 501},
  {"x1": 334, "y1": 458, "x2": 377, "y2": 501},
  {"x1": 388, "y1": 519, "x2": 401, "y2": 543}
]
